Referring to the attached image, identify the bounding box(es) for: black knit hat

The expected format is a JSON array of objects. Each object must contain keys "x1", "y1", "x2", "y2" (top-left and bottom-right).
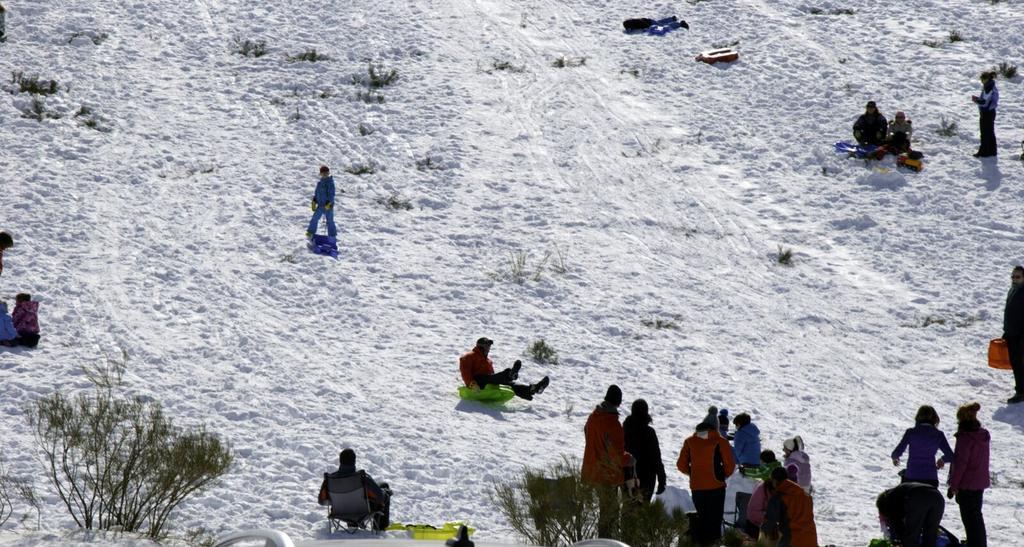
[{"x1": 605, "y1": 384, "x2": 623, "y2": 406}]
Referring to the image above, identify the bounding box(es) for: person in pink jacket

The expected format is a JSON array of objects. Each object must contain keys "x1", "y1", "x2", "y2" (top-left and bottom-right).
[{"x1": 948, "y1": 402, "x2": 990, "y2": 547}]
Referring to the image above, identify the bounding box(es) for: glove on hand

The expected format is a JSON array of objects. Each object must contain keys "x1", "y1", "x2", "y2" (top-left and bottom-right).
[
  {"x1": 325, "y1": 201, "x2": 333, "y2": 211},
  {"x1": 310, "y1": 200, "x2": 317, "y2": 212}
]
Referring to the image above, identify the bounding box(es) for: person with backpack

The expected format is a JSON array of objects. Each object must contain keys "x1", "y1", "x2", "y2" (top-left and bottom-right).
[
  {"x1": 948, "y1": 402, "x2": 990, "y2": 547},
  {"x1": 876, "y1": 481, "x2": 945, "y2": 547},
  {"x1": 623, "y1": 398, "x2": 667, "y2": 504},
  {"x1": 677, "y1": 420, "x2": 735, "y2": 545},
  {"x1": 11, "y1": 293, "x2": 39, "y2": 347},
  {"x1": 307, "y1": 165, "x2": 337, "y2": 239},
  {"x1": 583, "y1": 385, "x2": 632, "y2": 538},
  {"x1": 891, "y1": 405, "x2": 954, "y2": 488},
  {"x1": 761, "y1": 466, "x2": 818, "y2": 547},
  {"x1": 782, "y1": 436, "x2": 813, "y2": 494},
  {"x1": 1002, "y1": 265, "x2": 1024, "y2": 404},
  {"x1": 317, "y1": 448, "x2": 391, "y2": 529},
  {"x1": 853, "y1": 101, "x2": 888, "y2": 145},
  {"x1": 458, "y1": 337, "x2": 548, "y2": 400},
  {"x1": 972, "y1": 71, "x2": 999, "y2": 158}
]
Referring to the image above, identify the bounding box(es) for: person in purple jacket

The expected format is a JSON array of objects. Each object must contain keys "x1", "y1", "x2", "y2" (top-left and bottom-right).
[
  {"x1": 891, "y1": 405, "x2": 954, "y2": 488},
  {"x1": 948, "y1": 402, "x2": 990, "y2": 547}
]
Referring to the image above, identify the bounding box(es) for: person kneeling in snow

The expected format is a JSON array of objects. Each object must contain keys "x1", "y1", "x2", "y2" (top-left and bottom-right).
[
  {"x1": 459, "y1": 337, "x2": 549, "y2": 400},
  {"x1": 876, "y1": 481, "x2": 945, "y2": 547},
  {"x1": 318, "y1": 448, "x2": 391, "y2": 529}
]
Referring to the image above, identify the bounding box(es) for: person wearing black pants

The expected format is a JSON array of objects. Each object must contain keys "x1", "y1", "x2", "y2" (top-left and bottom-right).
[
  {"x1": 691, "y1": 488, "x2": 726, "y2": 545},
  {"x1": 972, "y1": 71, "x2": 999, "y2": 158},
  {"x1": 1003, "y1": 266, "x2": 1024, "y2": 404},
  {"x1": 956, "y1": 490, "x2": 986, "y2": 547},
  {"x1": 949, "y1": 401, "x2": 991, "y2": 547},
  {"x1": 877, "y1": 482, "x2": 945, "y2": 547}
]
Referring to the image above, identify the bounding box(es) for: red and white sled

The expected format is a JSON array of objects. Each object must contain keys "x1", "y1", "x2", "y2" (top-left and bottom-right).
[{"x1": 695, "y1": 47, "x2": 739, "y2": 64}]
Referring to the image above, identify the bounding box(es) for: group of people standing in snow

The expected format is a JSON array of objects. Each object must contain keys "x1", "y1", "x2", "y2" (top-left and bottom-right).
[
  {"x1": 852, "y1": 70, "x2": 1000, "y2": 159},
  {"x1": 880, "y1": 401, "x2": 991, "y2": 547},
  {"x1": 0, "y1": 231, "x2": 41, "y2": 349},
  {"x1": 579, "y1": 384, "x2": 817, "y2": 546}
]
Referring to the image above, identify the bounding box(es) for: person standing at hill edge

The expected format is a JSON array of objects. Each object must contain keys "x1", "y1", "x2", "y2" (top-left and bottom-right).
[
  {"x1": 948, "y1": 402, "x2": 990, "y2": 547},
  {"x1": 458, "y1": 337, "x2": 548, "y2": 400},
  {"x1": 972, "y1": 71, "x2": 999, "y2": 158},
  {"x1": 307, "y1": 165, "x2": 337, "y2": 239},
  {"x1": 623, "y1": 398, "x2": 666, "y2": 504},
  {"x1": 677, "y1": 421, "x2": 735, "y2": 545},
  {"x1": 583, "y1": 385, "x2": 632, "y2": 537},
  {"x1": 1003, "y1": 266, "x2": 1024, "y2": 404}
]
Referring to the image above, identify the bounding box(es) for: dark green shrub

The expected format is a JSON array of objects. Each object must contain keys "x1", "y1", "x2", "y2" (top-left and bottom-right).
[{"x1": 528, "y1": 339, "x2": 559, "y2": 365}]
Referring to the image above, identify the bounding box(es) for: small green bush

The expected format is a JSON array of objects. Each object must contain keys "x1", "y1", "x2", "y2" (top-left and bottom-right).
[
  {"x1": 234, "y1": 37, "x2": 267, "y2": 57},
  {"x1": 777, "y1": 245, "x2": 793, "y2": 266},
  {"x1": 288, "y1": 48, "x2": 328, "y2": 62},
  {"x1": 996, "y1": 61, "x2": 1017, "y2": 79},
  {"x1": 528, "y1": 339, "x2": 559, "y2": 365},
  {"x1": 493, "y1": 457, "x2": 600, "y2": 545},
  {"x1": 10, "y1": 71, "x2": 59, "y2": 95}
]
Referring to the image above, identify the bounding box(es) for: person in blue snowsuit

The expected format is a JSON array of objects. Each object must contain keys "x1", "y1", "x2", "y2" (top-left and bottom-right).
[
  {"x1": 307, "y1": 165, "x2": 337, "y2": 238},
  {"x1": 731, "y1": 412, "x2": 762, "y2": 468}
]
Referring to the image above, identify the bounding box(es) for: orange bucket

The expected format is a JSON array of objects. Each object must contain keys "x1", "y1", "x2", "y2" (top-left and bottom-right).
[{"x1": 988, "y1": 339, "x2": 1012, "y2": 370}]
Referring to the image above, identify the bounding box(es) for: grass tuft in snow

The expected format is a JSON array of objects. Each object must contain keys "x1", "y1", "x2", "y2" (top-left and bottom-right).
[
  {"x1": 368, "y1": 62, "x2": 398, "y2": 88},
  {"x1": 75, "y1": 105, "x2": 101, "y2": 130},
  {"x1": 922, "y1": 39, "x2": 943, "y2": 48},
  {"x1": 67, "y1": 31, "x2": 109, "y2": 45},
  {"x1": 936, "y1": 116, "x2": 958, "y2": 137},
  {"x1": 995, "y1": 61, "x2": 1017, "y2": 79},
  {"x1": 233, "y1": 37, "x2": 267, "y2": 58},
  {"x1": 287, "y1": 48, "x2": 329, "y2": 62},
  {"x1": 808, "y1": 7, "x2": 855, "y2": 15},
  {"x1": 415, "y1": 155, "x2": 445, "y2": 171},
  {"x1": 948, "y1": 30, "x2": 964, "y2": 42},
  {"x1": 21, "y1": 97, "x2": 61, "y2": 121},
  {"x1": 641, "y1": 318, "x2": 679, "y2": 330},
  {"x1": 489, "y1": 60, "x2": 526, "y2": 73},
  {"x1": 552, "y1": 56, "x2": 586, "y2": 68},
  {"x1": 777, "y1": 245, "x2": 794, "y2": 266},
  {"x1": 355, "y1": 90, "x2": 385, "y2": 103},
  {"x1": 527, "y1": 339, "x2": 559, "y2": 365},
  {"x1": 10, "y1": 71, "x2": 59, "y2": 95},
  {"x1": 345, "y1": 163, "x2": 376, "y2": 176},
  {"x1": 358, "y1": 123, "x2": 375, "y2": 136},
  {"x1": 379, "y1": 193, "x2": 413, "y2": 211}
]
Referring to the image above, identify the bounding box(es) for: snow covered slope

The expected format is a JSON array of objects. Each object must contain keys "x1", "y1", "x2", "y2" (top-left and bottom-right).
[{"x1": 1, "y1": 0, "x2": 1023, "y2": 544}]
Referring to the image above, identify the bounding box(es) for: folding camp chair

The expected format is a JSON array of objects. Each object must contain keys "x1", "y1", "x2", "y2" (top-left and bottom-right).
[
  {"x1": 723, "y1": 491, "x2": 753, "y2": 535},
  {"x1": 326, "y1": 471, "x2": 386, "y2": 534}
]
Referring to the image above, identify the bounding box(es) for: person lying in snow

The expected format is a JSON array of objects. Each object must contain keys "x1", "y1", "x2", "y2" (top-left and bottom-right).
[
  {"x1": 11, "y1": 293, "x2": 39, "y2": 347},
  {"x1": 459, "y1": 337, "x2": 549, "y2": 400}
]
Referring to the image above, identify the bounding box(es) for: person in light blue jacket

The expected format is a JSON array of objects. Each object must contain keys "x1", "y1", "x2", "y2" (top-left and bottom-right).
[
  {"x1": 731, "y1": 412, "x2": 762, "y2": 467},
  {"x1": 972, "y1": 71, "x2": 999, "y2": 158},
  {"x1": 307, "y1": 165, "x2": 337, "y2": 238},
  {"x1": 0, "y1": 301, "x2": 17, "y2": 345}
]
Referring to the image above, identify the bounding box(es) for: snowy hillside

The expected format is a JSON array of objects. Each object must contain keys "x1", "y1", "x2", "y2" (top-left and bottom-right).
[{"x1": 2, "y1": 0, "x2": 1023, "y2": 545}]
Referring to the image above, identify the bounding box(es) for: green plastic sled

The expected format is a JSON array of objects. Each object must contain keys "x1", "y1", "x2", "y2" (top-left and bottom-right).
[
  {"x1": 458, "y1": 384, "x2": 516, "y2": 403},
  {"x1": 386, "y1": 521, "x2": 475, "y2": 540}
]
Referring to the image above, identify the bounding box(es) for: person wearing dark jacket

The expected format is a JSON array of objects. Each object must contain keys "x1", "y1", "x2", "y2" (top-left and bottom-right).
[
  {"x1": 317, "y1": 448, "x2": 391, "y2": 529},
  {"x1": 876, "y1": 482, "x2": 945, "y2": 547},
  {"x1": 890, "y1": 405, "x2": 954, "y2": 487},
  {"x1": 853, "y1": 101, "x2": 888, "y2": 145},
  {"x1": 972, "y1": 71, "x2": 999, "y2": 158},
  {"x1": 623, "y1": 399, "x2": 667, "y2": 503},
  {"x1": 948, "y1": 402, "x2": 990, "y2": 547},
  {"x1": 1003, "y1": 266, "x2": 1024, "y2": 404},
  {"x1": 678, "y1": 421, "x2": 735, "y2": 546},
  {"x1": 762, "y1": 467, "x2": 818, "y2": 547}
]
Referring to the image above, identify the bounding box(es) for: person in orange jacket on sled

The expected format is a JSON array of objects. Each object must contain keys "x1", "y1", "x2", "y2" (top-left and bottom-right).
[{"x1": 459, "y1": 337, "x2": 549, "y2": 400}]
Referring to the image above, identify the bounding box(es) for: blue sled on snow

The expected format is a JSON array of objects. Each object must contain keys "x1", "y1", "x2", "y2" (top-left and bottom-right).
[
  {"x1": 833, "y1": 141, "x2": 878, "y2": 158},
  {"x1": 308, "y1": 235, "x2": 338, "y2": 258}
]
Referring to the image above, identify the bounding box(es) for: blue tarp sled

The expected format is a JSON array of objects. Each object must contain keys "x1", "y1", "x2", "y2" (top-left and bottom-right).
[{"x1": 308, "y1": 235, "x2": 338, "y2": 258}]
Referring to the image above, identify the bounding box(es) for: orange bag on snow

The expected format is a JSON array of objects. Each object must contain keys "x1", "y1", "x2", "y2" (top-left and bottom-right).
[{"x1": 988, "y1": 338, "x2": 1012, "y2": 370}]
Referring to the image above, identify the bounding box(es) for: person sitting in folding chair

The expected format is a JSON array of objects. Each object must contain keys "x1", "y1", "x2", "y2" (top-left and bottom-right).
[{"x1": 317, "y1": 448, "x2": 392, "y2": 533}]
